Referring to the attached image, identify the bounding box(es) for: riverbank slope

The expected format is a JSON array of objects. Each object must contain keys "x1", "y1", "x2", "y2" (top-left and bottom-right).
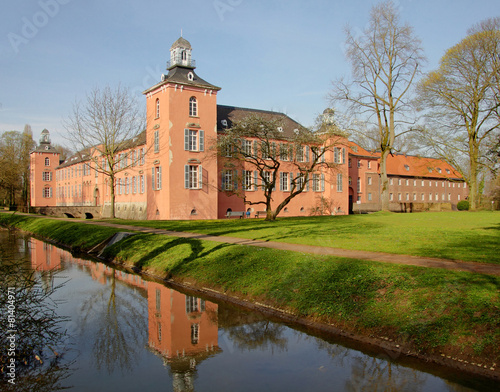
[{"x1": 1, "y1": 212, "x2": 499, "y2": 382}]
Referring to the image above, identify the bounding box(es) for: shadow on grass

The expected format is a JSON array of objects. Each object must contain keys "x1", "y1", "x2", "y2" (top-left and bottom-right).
[{"x1": 103, "y1": 234, "x2": 231, "y2": 277}]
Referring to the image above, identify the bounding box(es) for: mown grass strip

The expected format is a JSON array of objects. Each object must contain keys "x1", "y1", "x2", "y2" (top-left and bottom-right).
[{"x1": 110, "y1": 211, "x2": 500, "y2": 264}]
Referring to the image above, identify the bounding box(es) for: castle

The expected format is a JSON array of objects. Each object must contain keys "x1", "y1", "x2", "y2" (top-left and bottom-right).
[{"x1": 30, "y1": 37, "x2": 467, "y2": 220}]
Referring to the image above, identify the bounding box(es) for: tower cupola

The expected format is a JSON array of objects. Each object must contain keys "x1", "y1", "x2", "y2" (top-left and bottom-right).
[
  {"x1": 39, "y1": 128, "x2": 51, "y2": 145},
  {"x1": 168, "y1": 37, "x2": 195, "y2": 70}
]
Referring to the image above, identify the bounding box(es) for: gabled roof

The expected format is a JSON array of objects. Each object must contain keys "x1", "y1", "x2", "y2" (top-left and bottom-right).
[
  {"x1": 57, "y1": 130, "x2": 146, "y2": 169},
  {"x1": 386, "y1": 154, "x2": 463, "y2": 180},
  {"x1": 348, "y1": 141, "x2": 463, "y2": 180},
  {"x1": 216, "y1": 105, "x2": 304, "y2": 140}
]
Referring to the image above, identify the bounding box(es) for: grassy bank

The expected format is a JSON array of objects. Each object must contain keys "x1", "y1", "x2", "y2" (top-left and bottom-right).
[
  {"x1": 1, "y1": 212, "x2": 499, "y2": 372},
  {"x1": 112, "y1": 211, "x2": 500, "y2": 264}
]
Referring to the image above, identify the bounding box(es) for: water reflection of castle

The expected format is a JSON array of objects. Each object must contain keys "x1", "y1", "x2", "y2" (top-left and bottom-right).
[{"x1": 29, "y1": 237, "x2": 220, "y2": 391}]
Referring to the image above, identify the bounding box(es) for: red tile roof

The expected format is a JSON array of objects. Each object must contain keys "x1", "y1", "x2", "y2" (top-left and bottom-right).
[{"x1": 348, "y1": 142, "x2": 463, "y2": 180}]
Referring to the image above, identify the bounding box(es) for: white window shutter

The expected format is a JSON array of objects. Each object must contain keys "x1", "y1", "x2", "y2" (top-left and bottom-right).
[
  {"x1": 199, "y1": 130, "x2": 204, "y2": 151},
  {"x1": 184, "y1": 129, "x2": 189, "y2": 151}
]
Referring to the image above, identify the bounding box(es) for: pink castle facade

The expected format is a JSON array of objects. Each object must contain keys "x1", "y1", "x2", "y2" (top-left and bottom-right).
[{"x1": 30, "y1": 37, "x2": 349, "y2": 220}]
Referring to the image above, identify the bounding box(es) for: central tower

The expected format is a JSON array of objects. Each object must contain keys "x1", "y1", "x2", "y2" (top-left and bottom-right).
[{"x1": 143, "y1": 37, "x2": 221, "y2": 220}]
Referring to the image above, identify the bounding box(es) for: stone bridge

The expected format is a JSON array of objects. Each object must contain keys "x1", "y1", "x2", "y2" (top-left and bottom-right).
[{"x1": 32, "y1": 205, "x2": 104, "y2": 219}]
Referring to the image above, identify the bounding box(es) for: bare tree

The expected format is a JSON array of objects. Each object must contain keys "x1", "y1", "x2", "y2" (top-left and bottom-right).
[
  {"x1": 0, "y1": 128, "x2": 35, "y2": 208},
  {"x1": 215, "y1": 113, "x2": 346, "y2": 221},
  {"x1": 64, "y1": 85, "x2": 145, "y2": 218},
  {"x1": 330, "y1": 0, "x2": 425, "y2": 210},
  {"x1": 416, "y1": 18, "x2": 500, "y2": 209}
]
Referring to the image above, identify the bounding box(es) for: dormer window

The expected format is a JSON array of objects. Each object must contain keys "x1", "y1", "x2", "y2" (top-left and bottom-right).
[
  {"x1": 189, "y1": 97, "x2": 197, "y2": 117},
  {"x1": 187, "y1": 72, "x2": 194, "y2": 81},
  {"x1": 404, "y1": 164, "x2": 410, "y2": 171},
  {"x1": 221, "y1": 119, "x2": 228, "y2": 127}
]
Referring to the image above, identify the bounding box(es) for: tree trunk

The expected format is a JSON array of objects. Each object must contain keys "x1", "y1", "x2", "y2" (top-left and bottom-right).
[
  {"x1": 109, "y1": 175, "x2": 116, "y2": 218},
  {"x1": 379, "y1": 149, "x2": 390, "y2": 211}
]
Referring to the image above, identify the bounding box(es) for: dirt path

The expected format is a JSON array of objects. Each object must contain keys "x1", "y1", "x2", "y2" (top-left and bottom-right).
[{"x1": 83, "y1": 220, "x2": 500, "y2": 276}]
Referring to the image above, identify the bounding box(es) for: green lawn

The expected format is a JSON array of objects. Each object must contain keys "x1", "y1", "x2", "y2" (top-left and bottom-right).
[{"x1": 111, "y1": 211, "x2": 500, "y2": 264}]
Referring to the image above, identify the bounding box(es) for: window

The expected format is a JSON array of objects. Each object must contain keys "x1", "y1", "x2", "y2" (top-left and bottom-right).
[
  {"x1": 413, "y1": 180, "x2": 417, "y2": 186},
  {"x1": 43, "y1": 187, "x2": 52, "y2": 198},
  {"x1": 297, "y1": 173, "x2": 305, "y2": 190},
  {"x1": 262, "y1": 171, "x2": 272, "y2": 190},
  {"x1": 184, "y1": 129, "x2": 204, "y2": 151},
  {"x1": 191, "y1": 324, "x2": 199, "y2": 345},
  {"x1": 44, "y1": 157, "x2": 50, "y2": 166},
  {"x1": 280, "y1": 172, "x2": 289, "y2": 192},
  {"x1": 367, "y1": 161, "x2": 371, "y2": 169},
  {"x1": 398, "y1": 193, "x2": 402, "y2": 201},
  {"x1": 279, "y1": 143, "x2": 288, "y2": 161},
  {"x1": 154, "y1": 130, "x2": 160, "y2": 153},
  {"x1": 186, "y1": 296, "x2": 198, "y2": 313},
  {"x1": 296, "y1": 146, "x2": 304, "y2": 162},
  {"x1": 222, "y1": 170, "x2": 234, "y2": 191},
  {"x1": 185, "y1": 165, "x2": 202, "y2": 189},
  {"x1": 348, "y1": 158, "x2": 352, "y2": 168},
  {"x1": 334, "y1": 147, "x2": 340, "y2": 163},
  {"x1": 140, "y1": 148, "x2": 145, "y2": 165},
  {"x1": 261, "y1": 142, "x2": 270, "y2": 160},
  {"x1": 429, "y1": 193, "x2": 433, "y2": 201},
  {"x1": 357, "y1": 177, "x2": 361, "y2": 193},
  {"x1": 156, "y1": 98, "x2": 160, "y2": 118},
  {"x1": 189, "y1": 97, "x2": 197, "y2": 117},
  {"x1": 406, "y1": 193, "x2": 409, "y2": 201},
  {"x1": 404, "y1": 164, "x2": 410, "y2": 171},
  {"x1": 243, "y1": 170, "x2": 254, "y2": 190},
  {"x1": 398, "y1": 179, "x2": 402, "y2": 186},
  {"x1": 42, "y1": 172, "x2": 52, "y2": 181},
  {"x1": 422, "y1": 180, "x2": 425, "y2": 186},
  {"x1": 390, "y1": 193, "x2": 393, "y2": 201},
  {"x1": 349, "y1": 176, "x2": 352, "y2": 186},
  {"x1": 406, "y1": 179, "x2": 409, "y2": 186},
  {"x1": 140, "y1": 175, "x2": 145, "y2": 193},
  {"x1": 368, "y1": 192, "x2": 372, "y2": 201},
  {"x1": 337, "y1": 173, "x2": 343, "y2": 192},
  {"x1": 242, "y1": 140, "x2": 252, "y2": 156},
  {"x1": 152, "y1": 166, "x2": 162, "y2": 190},
  {"x1": 132, "y1": 176, "x2": 137, "y2": 194},
  {"x1": 357, "y1": 160, "x2": 361, "y2": 168},
  {"x1": 312, "y1": 173, "x2": 321, "y2": 192},
  {"x1": 413, "y1": 193, "x2": 417, "y2": 201},
  {"x1": 421, "y1": 193, "x2": 425, "y2": 201},
  {"x1": 389, "y1": 178, "x2": 394, "y2": 185},
  {"x1": 367, "y1": 176, "x2": 372, "y2": 186}
]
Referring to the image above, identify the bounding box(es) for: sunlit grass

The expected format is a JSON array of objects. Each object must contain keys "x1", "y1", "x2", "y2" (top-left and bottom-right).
[{"x1": 111, "y1": 211, "x2": 500, "y2": 263}]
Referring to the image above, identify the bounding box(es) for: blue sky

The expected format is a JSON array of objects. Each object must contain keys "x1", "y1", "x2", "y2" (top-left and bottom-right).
[{"x1": 1, "y1": 0, "x2": 499, "y2": 146}]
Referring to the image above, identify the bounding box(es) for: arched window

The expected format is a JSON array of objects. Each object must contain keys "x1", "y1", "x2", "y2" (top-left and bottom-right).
[
  {"x1": 181, "y1": 50, "x2": 186, "y2": 60},
  {"x1": 189, "y1": 97, "x2": 197, "y2": 117},
  {"x1": 44, "y1": 157, "x2": 50, "y2": 166},
  {"x1": 156, "y1": 98, "x2": 160, "y2": 118}
]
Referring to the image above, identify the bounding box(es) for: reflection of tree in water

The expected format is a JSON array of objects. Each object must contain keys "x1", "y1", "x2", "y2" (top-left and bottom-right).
[
  {"x1": 218, "y1": 304, "x2": 288, "y2": 353},
  {"x1": 0, "y1": 231, "x2": 74, "y2": 392},
  {"x1": 311, "y1": 336, "x2": 426, "y2": 392},
  {"x1": 345, "y1": 355, "x2": 426, "y2": 392},
  {"x1": 78, "y1": 269, "x2": 147, "y2": 374}
]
